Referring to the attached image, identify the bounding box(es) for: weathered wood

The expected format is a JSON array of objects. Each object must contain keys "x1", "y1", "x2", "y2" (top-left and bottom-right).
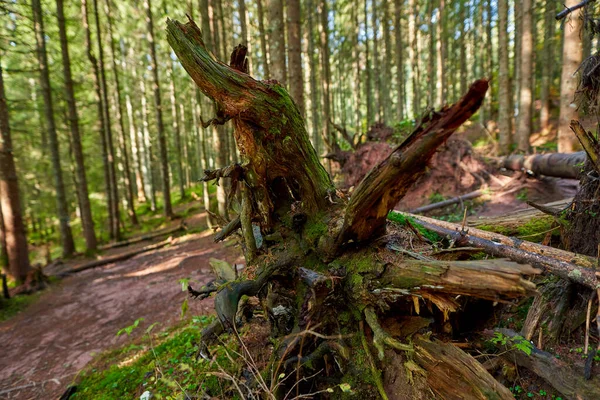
[
  {"x1": 336, "y1": 80, "x2": 488, "y2": 249},
  {"x1": 67, "y1": 237, "x2": 173, "y2": 274},
  {"x1": 413, "y1": 336, "x2": 514, "y2": 400},
  {"x1": 397, "y1": 211, "x2": 600, "y2": 289},
  {"x1": 571, "y1": 119, "x2": 600, "y2": 174},
  {"x1": 490, "y1": 329, "x2": 600, "y2": 400},
  {"x1": 410, "y1": 189, "x2": 486, "y2": 214},
  {"x1": 98, "y1": 222, "x2": 185, "y2": 250},
  {"x1": 501, "y1": 151, "x2": 586, "y2": 179}
]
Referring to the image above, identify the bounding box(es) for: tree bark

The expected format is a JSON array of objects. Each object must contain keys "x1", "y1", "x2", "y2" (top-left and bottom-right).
[
  {"x1": 105, "y1": 0, "x2": 138, "y2": 227},
  {"x1": 371, "y1": 0, "x2": 381, "y2": 122},
  {"x1": 0, "y1": 60, "x2": 30, "y2": 282},
  {"x1": 501, "y1": 151, "x2": 586, "y2": 179},
  {"x1": 56, "y1": 0, "x2": 98, "y2": 251},
  {"x1": 286, "y1": 0, "x2": 304, "y2": 117},
  {"x1": 319, "y1": 0, "x2": 333, "y2": 149},
  {"x1": 408, "y1": 0, "x2": 420, "y2": 117},
  {"x1": 168, "y1": 62, "x2": 186, "y2": 200},
  {"x1": 517, "y1": 0, "x2": 533, "y2": 152},
  {"x1": 266, "y1": 0, "x2": 286, "y2": 84},
  {"x1": 436, "y1": 0, "x2": 446, "y2": 109},
  {"x1": 32, "y1": 0, "x2": 76, "y2": 257},
  {"x1": 307, "y1": 0, "x2": 321, "y2": 156},
  {"x1": 382, "y1": 0, "x2": 391, "y2": 124},
  {"x1": 256, "y1": 0, "x2": 270, "y2": 78},
  {"x1": 540, "y1": 0, "x2": 556, "y2": 132},
  {"x1": 364, "y1": 0, "x2": 373, "y2": 126},
  {"x1": 558, "y1": 0, "x2": 584, "y2": 152},
  {"x1": 92, "y1": 0, "x2": 121, "y2": 240},
  {"x1": 144, "y1": 0, "x2": 173, "y2": 219},
  {"x1": 395, "y1": 0, "x2": 405, "y2": 119},
  {"x1": 497, "y1": 0, "x2": 512, "y2": 154}
]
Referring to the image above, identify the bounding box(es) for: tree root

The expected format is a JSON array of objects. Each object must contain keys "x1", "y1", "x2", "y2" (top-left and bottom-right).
[{"x1": 364, "y1": 307, "x2": 413, "y2": 360}]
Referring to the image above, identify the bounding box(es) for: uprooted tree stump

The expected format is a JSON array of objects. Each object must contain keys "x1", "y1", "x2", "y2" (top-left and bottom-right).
[{"x1": 167, "y1": 17, "x2": 539, "y2": 399}]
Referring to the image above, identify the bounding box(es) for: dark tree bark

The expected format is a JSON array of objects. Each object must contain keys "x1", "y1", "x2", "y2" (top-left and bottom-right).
[
  {"x1": 364, "y1": 0, "x2": 373, "y2": 126},
  {"x1": 0, "y1": 60, "x2": 30, "y2": 282},
  {"x1": 266, "y1": 0, "x2": 286, "y2": 83},
  {"x1": 32, "y1": 0, "x2": 76, "y2": 257},
  {"x1": 82, "y1": 0, "x2": 114, "y2": 236},
  {"x1": 540, "y1": 0, "x2": 556, "y2": 132},
  {"x1": 144, "y1": 0, "x2": 173, "y2": 219},
  {"x1": 319, "y1": 0, "x2": 333, "y2": 149},
  {"x1": 394, "y1": 0, "x2": 404, "y2": 119},
  {"x1": 498, "y1": 0, "x2": 512, "y2": 154},
  {"x1": 307, "y1": 0, "x2": 321, "y2": 156},
  {"x1": 104, "y1": 0, "x2": 139, "y2": 226},
  {"x1": 255, "y1": 0, "x2": 270, "y2": 77},
  {"x1": 56, "y1": 0, "x2": 98, "y2": 251},
  {"x1": 92, "y1": 0, "x2": 121, "y2": 240},
  {"x1": 286, "y1": 0, "x2": 305, "y2": 116}
]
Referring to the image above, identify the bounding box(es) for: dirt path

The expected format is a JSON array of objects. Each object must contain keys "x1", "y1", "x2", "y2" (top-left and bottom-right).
[{"x1": 0, "y1": 214, "x2": 241, "y2": 399}]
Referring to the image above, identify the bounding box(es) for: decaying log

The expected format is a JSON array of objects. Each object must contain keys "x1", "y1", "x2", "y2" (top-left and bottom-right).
[
  {"x1": 500, "y1": 151, "x2": 586, "y2": 179},
  {"x1": 66, "y1": 237, "x2": 173, "y2": 275},
  {"x1": 396, "y1": 211, "x2": 600, "y2": 289},
  {"x1": 413, "y1": 335, "x2": 514, "y2": 400},
  {"x1": 335, "y1": 80, "x2": 489, "y2": 249},
  {"x1": 488, "y1": 329, "x2": 600, "y2": 400},
  {"x1": 98, "y1": 221, "x2": 185, "y2": 250},
  {"x1": 410, "y1": 189, "x2": 487, "y2": 214}
]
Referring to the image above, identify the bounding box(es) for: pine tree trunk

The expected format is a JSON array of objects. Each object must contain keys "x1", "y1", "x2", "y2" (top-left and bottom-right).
[
  {"x1": 427, "y1": 0, "x2": 435, "y2": 108},
  {"x1": 371, "y1": 0, "x2": 381, "y2": 122},
  {"x1": 516, "y1": 0, "x2": 533, "y2": 153},
  {"x1": 539, "y1": 0, "x2": 556, "y2": 132},
  {"x1": 32, "y1": 0, "x2": 76, "y2": 257},
  {"x1": 558, "y1": 0, "x2": 583, "y2": 152},
  {"x1": 364, "y1": 0, "x2": 373, "y2": 127},
  {"x1": 395, "y1": 0, "x2": 404, "y2": 119},
  {"x1": 267, "y1": 0, "x2": 286, "y2": 83},
  {"x1": 497, "y1": 0, "x2": 512, "y2": 155},
  {"x1": 105, "y1": 0, "x2": 139, "y2": 226},
  {"x1": 436, "y1": 0, "x2": 446, "y2": 108},
  {"x1": 256, "y1": 0, "x2": 270, "y2": 78},
  {"x1": 307, "y1": 0, "x2": 321, "y2": 156},
  {"x1": 319, "y1": 0, "x2": 333, "y2": 149},
  {"x1": 287, "y1": 0, "x2": 305, "y2": 116},
  {"x1": 408, "y1": 0, "x2": 420, "y2": 117},
  {"x1": 237, "y1": 0, "x2": 248, "y2": 46},
  {"x1": 144, "y1": 0, "x2": 173, "y2": 218},
  {"x1": 140, "y1": 78, "x2": 157, "y2": 211},
  {"x1": 92, "y1": 0, "x2": 121, "y2": 240},
  {"x1": 56, "y1": 0, "x2": 97, "y2": 251},
  {"x1": 0, "y1": 60, "x2": 30, "y2": 282},
  {"x1": 381, "y1": 0, "x2": 391, "y2": 124},
  {"x1": 459, "y1": 0, "x2": 467, "y2": 97},
  {"x1": 513, "y1": 0, "x2": 522, "y2": 130},
  {"x1": 169, "y1": 62, "x2": 186, "y2": 200}
]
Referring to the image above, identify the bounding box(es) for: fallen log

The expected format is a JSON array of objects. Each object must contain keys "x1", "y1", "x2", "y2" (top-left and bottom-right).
[
  {"x1": 486, "y1": 328, "x2": 600, "y2": 400},
  {"x1": 410, "y1": 189, "x2": 487, "y2": 214},
  {"x1": 500, "y1": 151, "x2": 586, "y2": 179},
  {"x1": 98, "y1": 221, "x2": 185, "y2": 250},
  {"x1": 67, "y1": 237, "x2": 173, "y2": 274},
  {"x1": 392, "y1": 211, "x2": 600, "y2": 289}
]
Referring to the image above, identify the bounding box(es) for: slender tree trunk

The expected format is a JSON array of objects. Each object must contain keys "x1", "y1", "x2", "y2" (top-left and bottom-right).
[
  {"x1": 307, "y1": 0, "x2": 321, "y2": 155},
  {"x1": 395, "y1": 0, "x2": 404, "y2": 119},
  {"x1": 485, "y1": 0, "x2": 493, "y2": 121},
  {"x1": 179, "y1": 102, "x2": 191, "y2": 188},
  {"x1": 0, "y1": 196, "x2": 6, "y2": 270},
  {"x1": 32, "y1": 0, "x2": 76, "y2": 257},
  {"x1": 382, "y1": 0, "x2": 391, "y2": 124},
  {"x1": 82, "y1": 0, "x2": 113, "y2": 240},
  {"x1": 267, "y1": 0, "x2": 286, "y2": 83},
  {"x1": 0, "y1": 60, "x2": 30, "y2": 281},
  {"x1": 558, "y1": 0, "x2": 583, "y2": 152},
  {"x1": 459, "y1": 0, "x2": 467, "y2": 97},
  {"x1": 105, "y1": 0, "x2": 138, "y2": 226},
  {"x1": 92, "y1": 0, "x2": 120, "y2": 240},
  {"x1": 169, "y1": 62, "x2": 186, "y2": 200},
  {"x1": 516, "y1": 0, "x2": 533, "y2": 153},
  {"x1": 371, "y1": 0, "x2": 381, "y2": 122},
  {"x1": 540, "y1": 0, "x2": 556, "y2": 133},
  {"x1": 140, "y1": 77, "x2": 157, "y2": 211},
  {"x1": 56, "y1": 0, "x2": 97, "y2": 251},
  {"x1": 122, "y1": 41, "x2": 147, "y2": 204},
  {"x1": 436, "y1": 0, "x2": 446, "y2": 108},
  {"x1": 144, "y1": 0, "x2": 173, "y2": 218},
  {"x1": 319, "y1": 0, "x2": 334, "y2": 148},
  {"x1": 498, "y1": 0, "x2": 512, "y2": 155},
  {"x1": 427, "y1": 0, "x2": 435, "y2": 108},
  {"x1": 513, "y1": 0, "x2": 522, "y2": 129},
  {"x1": 287, "y1": 0, "x2": 305, "y2": 116},
  {"x1": 256, "y1": 0, "x2": 270, "y2": 78},
  {"x1": 352, "y1": 0, "x2": 361, "y2": 134},
  {"x1": 237, "y1": 0, "x2": 248, "y2": 45},
  {"x1": 408, "y1": 0, "x2": 419, "y2": 117},
  {"x1": 364, "y1": 0, "x2": 373, "y2": 126}
]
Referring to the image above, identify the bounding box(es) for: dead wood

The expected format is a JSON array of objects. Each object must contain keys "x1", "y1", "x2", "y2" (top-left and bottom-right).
[
  {"x1": 500, "y1": 151, "x2": 586, "y2": 179},
  {"x1": 571, "y1": 120, "x2": 600, "y2": 174},
  {"x1": 98, "y1": 221, "x2": 185, "y2": 250},
  {"x1": 67, "y1": 237, "x2": 173, "y2": 275},
  {"x1": 398, "y1": 212, "x2": 600, "y2": 289},
  {"x1": 410, "y1": 189, "x2": 487, "y2": 214},
  {"x1": 488, "y1": 328, "x2": 600, "y2": 400}
]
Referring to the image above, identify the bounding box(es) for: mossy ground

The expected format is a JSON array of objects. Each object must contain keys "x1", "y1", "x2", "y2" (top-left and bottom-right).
[{"x1": 477, "y1": 215, "x2": 557, "y2": 243}]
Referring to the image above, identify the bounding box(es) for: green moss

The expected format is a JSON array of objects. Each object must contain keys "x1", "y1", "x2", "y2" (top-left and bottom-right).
[
  {"x1": 387, "y1": 211, "x2": 441, "y2": 242},
  {"x1": 72, "y1": 316, "x2": 242, "y2": 399},
  {"x1": 478, "y1": 215, "x2": 556, "y2": 243},
  {"x1": 304, "y1": 215, "x2": 328, "y2": 244}
]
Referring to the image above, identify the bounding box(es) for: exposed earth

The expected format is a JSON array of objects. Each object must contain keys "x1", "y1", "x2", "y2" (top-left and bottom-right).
[{"x1": 0, "y1": 210, "x2": 242, "y2": 399}]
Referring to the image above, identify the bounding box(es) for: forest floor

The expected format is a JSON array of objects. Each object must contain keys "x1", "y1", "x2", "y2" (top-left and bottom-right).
[{"x1": 0, "y1": 204, "x2": 243, "y2": 400}]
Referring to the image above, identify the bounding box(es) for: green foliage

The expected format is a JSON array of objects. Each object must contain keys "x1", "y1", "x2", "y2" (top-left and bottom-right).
[
  {"x1": 428, "y1": 192, "x2": 446, "y2": 204},
  {"x1": 490, "y1": 332, "x2": 533, "y2": 356},
  {"x1": 116, "y1": 318, "x2": 145, "y2": 337},
  {"x1": 0, "y1": 292, "x2": 42, "y2": 322}
]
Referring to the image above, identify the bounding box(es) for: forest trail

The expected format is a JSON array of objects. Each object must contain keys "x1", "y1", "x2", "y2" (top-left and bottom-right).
[{"x1": 0, "y1": 211, "x2": 242, "y2": 400}]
